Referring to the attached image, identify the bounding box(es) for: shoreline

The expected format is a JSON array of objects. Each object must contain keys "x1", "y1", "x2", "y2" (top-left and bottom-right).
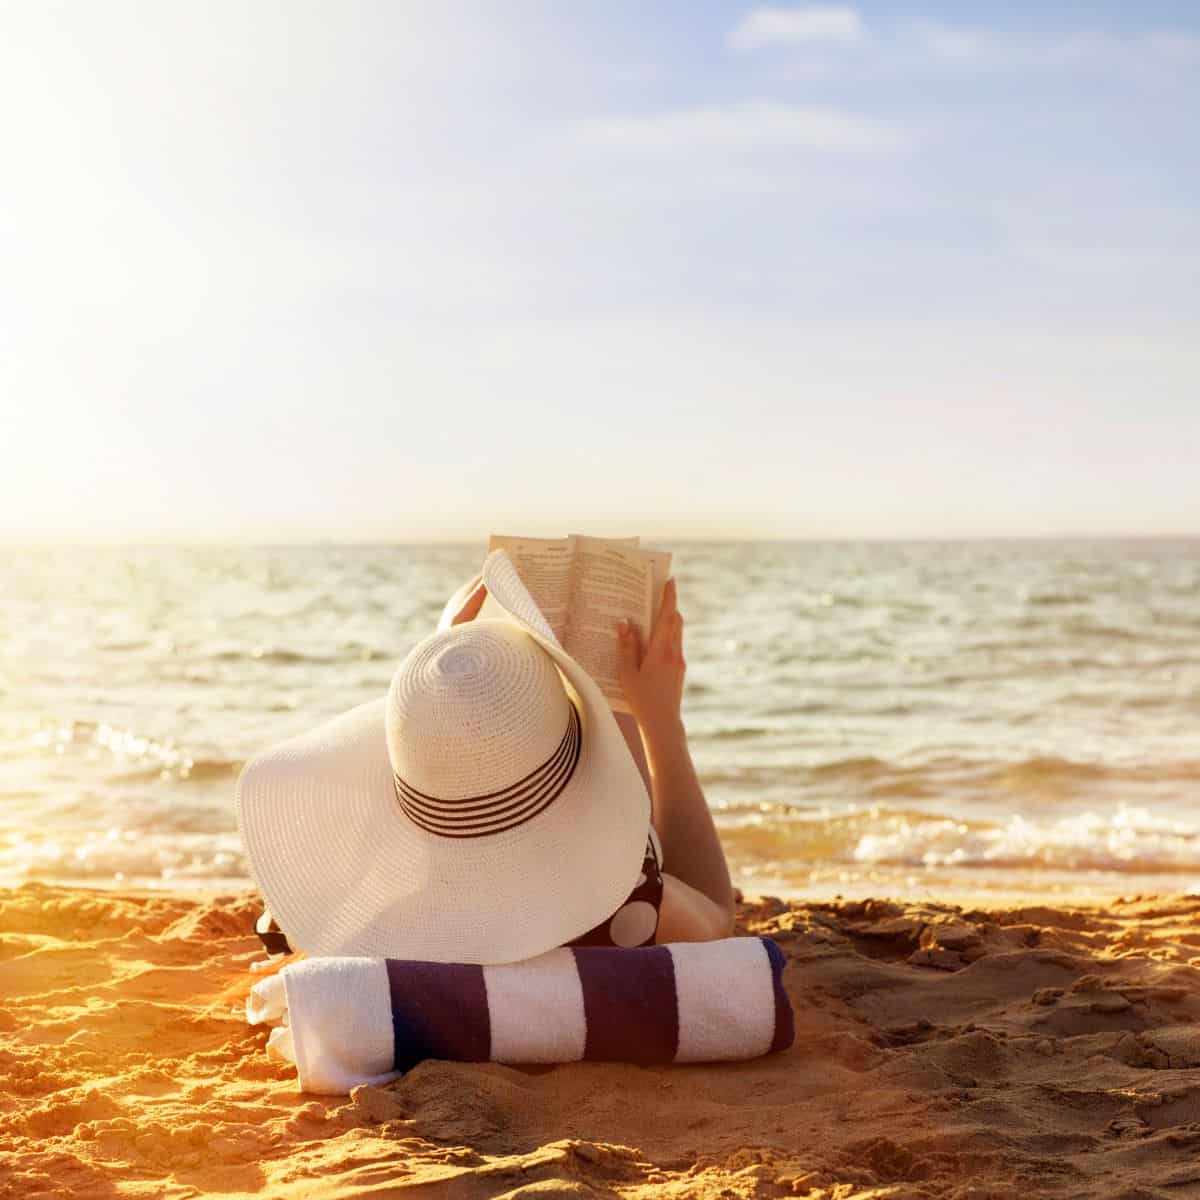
[
  {"x1": 7, "y1": 861, "x2": 1197, "y2": 909},
  {"x1": 5, "y1": 882, "x2": 1200, "y2": 1198}
]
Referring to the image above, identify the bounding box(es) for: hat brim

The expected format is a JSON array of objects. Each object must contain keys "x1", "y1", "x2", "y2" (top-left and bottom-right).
[{"x1": 236, "y1": 549, "x2": 650, "y2": 964}]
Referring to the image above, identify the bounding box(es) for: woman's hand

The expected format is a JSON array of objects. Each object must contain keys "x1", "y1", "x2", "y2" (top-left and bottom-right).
[
  {"x1": 615, "y1": 577, "x2": 686, "y2": 742},
  {"x1": 450, "y1": 576, "x2": 487, "y2": 626}
]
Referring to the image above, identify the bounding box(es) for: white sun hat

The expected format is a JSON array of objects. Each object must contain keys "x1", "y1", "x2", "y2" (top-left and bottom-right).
[{"x1": 235, "y1": 549, "x2": 650, "y2": 965}]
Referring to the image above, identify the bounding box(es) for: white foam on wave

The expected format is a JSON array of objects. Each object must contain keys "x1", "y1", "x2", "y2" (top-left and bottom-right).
[
  {"x1": 0, "y1": 827, "x2": 247, "y2": 886},
  {"x1": 852, "y1": 804, "x2": 1200, "y2": 873}
]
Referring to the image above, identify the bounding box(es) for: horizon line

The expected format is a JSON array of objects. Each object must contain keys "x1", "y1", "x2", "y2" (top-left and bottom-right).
[{"x1": 1, "y1": 532, "x2": 1197, "y2": 549}]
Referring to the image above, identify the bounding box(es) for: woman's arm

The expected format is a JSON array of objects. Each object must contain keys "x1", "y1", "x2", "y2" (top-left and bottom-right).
[
  {"x1": 638, "y1": 713, "x2": 734, "y2": 927},
  {"x1": 616, "y1": 579, "x2": 735, "y2": 934},
  {"x1": 614, "y1": 712, "x2": 652, "y2": 795}
]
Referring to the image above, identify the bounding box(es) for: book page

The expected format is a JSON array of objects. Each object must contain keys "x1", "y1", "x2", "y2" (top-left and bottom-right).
[
  {"x1": 483, "y1": 532, "x2": 673, "y2": 714},
  {"x1": 563, "y1": 536, "x2": 654, "y2": 713},
  {"x1": 486, "y1": 534, "x2": 576, "y2": 644},
  {"x1": 563, "y1": 536, "x2": 669, "y2": 631}
]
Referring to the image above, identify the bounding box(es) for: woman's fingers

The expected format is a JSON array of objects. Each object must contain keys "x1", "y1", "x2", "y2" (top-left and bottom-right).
[
  {"x1": 615, "y1": 619, "x2": 643, "y2": 692},
  {"x1": 650, "y1": 579, "x2": 684, "y2": 659},
  {"x1": 450, "y1": 579, "x2": 487, "y2": 626},
  {"x1": 618, "y1": 619, "x2": 643, "y2": 661},
  {"x1": 658, "y1": 577, "x2": 678, "y2": 621},
  {"x1": 617, "y1": 580, "x2": 685, "y2": 696},
  {"x1": 649, "y1": 580, "x2": 674, "y2": 645},
  {"x1": 666, "y1": 610, "x2": 684, "y2": 662}
]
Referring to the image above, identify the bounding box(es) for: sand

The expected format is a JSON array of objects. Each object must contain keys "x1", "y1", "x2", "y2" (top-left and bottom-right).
[{"x1": 4, "y1": 885, "x2": 1200, "y2": 1199}]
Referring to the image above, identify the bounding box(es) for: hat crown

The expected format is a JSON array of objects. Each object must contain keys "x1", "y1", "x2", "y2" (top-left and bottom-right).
[{"x1": 387, "y1": 621, "x2": 571, "y2": 807}]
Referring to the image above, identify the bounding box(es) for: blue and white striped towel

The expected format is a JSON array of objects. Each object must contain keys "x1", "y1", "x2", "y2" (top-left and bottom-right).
[{"x1": 247, "y1": 938, "x2": 794, "y2": 1094}]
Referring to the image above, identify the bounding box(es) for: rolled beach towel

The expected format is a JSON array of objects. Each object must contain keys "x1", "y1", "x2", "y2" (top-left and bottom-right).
[{"x1": 247, "y1": 937, "x2": 794, "y2": 1094}]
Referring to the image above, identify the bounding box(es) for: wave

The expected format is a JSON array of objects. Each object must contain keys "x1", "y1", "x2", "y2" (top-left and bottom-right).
[
  {"x1": 210, "y1": 647, "x2": 337, "y2": 665},
  {"x1": 701, "y1": 756, "x2": 925, "y2": 792},
  {"x1": 758, "y1": 701, "x2": 833, "y2": 717},
  {"x1": 988, "y1": 756, "x2": 1111, "y2": 787},
  {"x1": 1059, "y1": 620, "x2": 1141, "y2": 641},
  {"x1": 109, "y1": 758, "x2": 241, "y2": 784},
  {"x1": 988, "y1": 756, "x2": 1200, "y2": 788},
  {"x1": 851, "y1": 806, "x2": 1200, "y2": 873},
  {"x1": 716, "y1": 803, "x2": 1200, "y2": 875},
  {"x1": 807, "y1": 755, "x2": 894, "y2": 781},
  {"x1": 13, "y1": 803, "x2": 1200, "y2": 890},
  {"x1": 1024, "y1": 591, "x2": 1093, "y2": 607},
  {"x1": 705, "y1": 726, "x2": 770, "y2": 741},
  {"x1": 701, "y1": 753, "x2": 1200, "y2": 794},
  {"x1": 24, "y1": 720, "x2": 240, "y2": 785},
  {"x1": 205, "y1": 642, "x2": 392, "y2": 666},
  {"x1": 181, "y1": 758, "x2": 242, "y2": 782},
  {"x1": 0, "y1": 830, "x2": 248, "y2": 885}
]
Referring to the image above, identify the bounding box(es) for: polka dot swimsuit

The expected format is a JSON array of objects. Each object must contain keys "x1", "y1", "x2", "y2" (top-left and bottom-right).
[{"x1": 565, "y1": 826, "x2": 664, "y2": 949}]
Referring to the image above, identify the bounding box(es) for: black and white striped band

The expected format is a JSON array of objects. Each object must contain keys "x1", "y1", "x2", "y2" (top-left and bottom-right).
[{"x1": 394, "y1": 702, "x2": 582, "y2": 838}]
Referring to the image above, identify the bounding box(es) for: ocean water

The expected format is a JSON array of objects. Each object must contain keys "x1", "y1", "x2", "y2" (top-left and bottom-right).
[{"x1": 3, "y1": 540, "x2": 1198, "y2": 903}]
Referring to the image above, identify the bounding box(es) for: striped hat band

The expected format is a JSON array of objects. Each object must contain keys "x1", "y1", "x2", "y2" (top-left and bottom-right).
[{"x1": 394, "y1": 701, "x2": 582, "y2": 839}]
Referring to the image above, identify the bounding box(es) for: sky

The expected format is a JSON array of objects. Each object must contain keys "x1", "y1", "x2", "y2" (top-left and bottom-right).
[{"x1": 1, "y1": 1, "x2": 1197, "y2": 542}]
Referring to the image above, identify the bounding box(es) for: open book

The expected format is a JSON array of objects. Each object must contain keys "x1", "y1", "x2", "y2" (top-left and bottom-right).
[{"x1": 486, "y1": 533, "x2": 671, "y2": 714}]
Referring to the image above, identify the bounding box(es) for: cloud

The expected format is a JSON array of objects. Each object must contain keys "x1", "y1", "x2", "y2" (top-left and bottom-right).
[
  {"x1": 915, "y1": 22, "x2": 1200, "y2": 71},
  {"x1": 724, "y1": 12, "x2": 1200, "y2": 81},
  {"x1": 729, "y1": 5, "x2": 864, "y2": 50},
  {"x1": 576, "y1": 100, "x2": 907, "y2": 154}
]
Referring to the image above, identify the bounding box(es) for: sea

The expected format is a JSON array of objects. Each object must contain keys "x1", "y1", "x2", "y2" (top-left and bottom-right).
[{"x1": 3, "y1": 540, "x2": 1198, "y2": 905}]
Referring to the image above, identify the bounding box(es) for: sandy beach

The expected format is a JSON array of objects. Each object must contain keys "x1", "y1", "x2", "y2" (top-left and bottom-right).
[{"x1": 3, "y1": 884, "x2": 1200, "y2": 1198}]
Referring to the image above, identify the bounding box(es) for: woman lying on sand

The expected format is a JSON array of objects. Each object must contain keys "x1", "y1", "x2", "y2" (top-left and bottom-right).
[{"x1": 236, "y1": 551, "x2": 734, "y2": 964}]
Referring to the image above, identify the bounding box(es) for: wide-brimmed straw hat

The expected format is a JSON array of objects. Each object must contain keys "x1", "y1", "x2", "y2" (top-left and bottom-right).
[{"x1": 235, "y1": 549, "x2": 650, "y2": 965}]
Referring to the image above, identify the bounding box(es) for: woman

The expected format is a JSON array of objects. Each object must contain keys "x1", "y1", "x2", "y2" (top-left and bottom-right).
[{"x1": 237, "y1": 549, "x2": 733, "y2": 963}]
